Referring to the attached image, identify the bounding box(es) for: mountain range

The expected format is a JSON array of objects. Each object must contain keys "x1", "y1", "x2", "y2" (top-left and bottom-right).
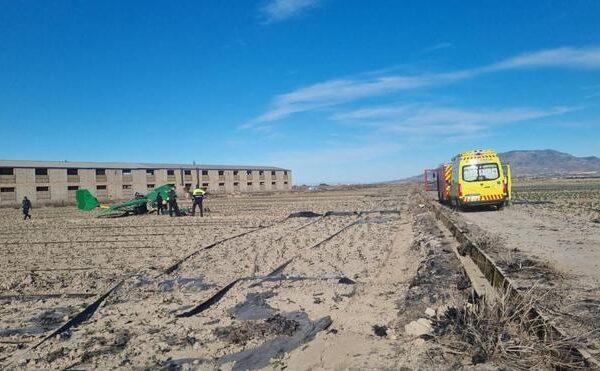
[
  {"x1": 393, "y1": 149, "x2": 600, "y2": 183},
  {"x1": 499, "y1": 150, "x2": 600, "y2": 176}
]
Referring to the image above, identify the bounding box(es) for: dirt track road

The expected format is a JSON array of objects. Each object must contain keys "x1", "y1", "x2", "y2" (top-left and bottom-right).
[
  {"x1": 460, "y1": 206, "x2": 600, "y2": 288},
  {"x1": 452, "y1": 198, "x2": 600, "y2": 356}
]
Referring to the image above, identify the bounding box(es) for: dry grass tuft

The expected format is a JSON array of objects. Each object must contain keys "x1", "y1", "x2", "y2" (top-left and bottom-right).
[
  {"x1": 472, "y1": 233, "x2": 504, "y2": 252},
  {"x1": 432, "y1": 288, "x2": 589, "y2": 369}
]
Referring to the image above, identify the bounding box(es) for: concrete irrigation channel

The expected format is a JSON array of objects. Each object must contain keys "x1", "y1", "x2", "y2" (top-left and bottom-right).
[
  {"x1": 419, "y1": 190, "x2": 600, "y2": 369},
  {"x1": 1, "y1": 184, "x2": 599, "y2": 369}
]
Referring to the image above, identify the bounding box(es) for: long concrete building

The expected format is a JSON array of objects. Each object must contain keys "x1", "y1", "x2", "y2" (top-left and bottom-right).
[{"x1": 0, "y1": 160, "x2": 292, "y2": 206}]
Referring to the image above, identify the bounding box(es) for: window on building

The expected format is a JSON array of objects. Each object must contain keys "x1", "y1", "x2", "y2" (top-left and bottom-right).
[
  {"x1": 147, "y1": 184, "x2": 155, "y2": 189},
  {"x1": 97, "y1": 185, "x2": 107, "y2": 190},
  {"x1": 246, "y1": 170, "x2": 252, "y2": 175},
  {"x1": 167, "y1": 170, "x2": 175, "y2": 175},
  {"x1": 146, "y1": 169, "x2": 155, "y2": 175},
  {"x1": 284, "y1": 171, "x2": 288, "y2": 175},
  {"x1": 123, "y1": 185, "x2": 132, "y2": 189},
  {"x1": 0, "y1": 168, "x2": 14, "y2": 175},
  {"x1": 272, "y1": 182, "x2": 276, "y2": 185},
  {"x1": 233, "y1": 170, "x2": 238, "y2": 175},
  {"x1": 184, "y1": 183, "x2": 192, "y2": 191},
  {"x1": 95, "y1": 169, "x2": 106, "y2": 175},
  {"x1": 284, "y1": 181, "x2": 288, "y2": 185},
  {"x1": 36, "y1": 186, "x2": 51, "y2": 200},
  {"x1": 1, "y1": 187, "x2": 16, "y2": 201},
  {"x1": 122, "y1": 169, "x2": 132, "y2": 175},
  {"x1": 271, "y1": 171, "x2": 276, "y2": 175},
  {"x1": 202, "y1": 170, "x2": 208, "y2": 175},
  {"x1": 218, "y1": 170, "x2": 224, "y2": 176},
  {"x1": 35, "y1": 168, "x2": 48, "y2": 175},
  {"x1": 259, "y1": 171, "x2": 264, "y2": 175},
  {"x1": 260, "y1": 181, "x2": 265, "y2": 185},
  {"x1": 247, "y1": 182, "x2": 252, "y2": 186},
  {"x1": 184, "y1": 170, "x2": 191, "y2": 175},
  {"x1": 67, "y1": 169, "x2": 78, "y2": 175},
  {"x1": 202, "y1": 183, "x2": 209, "y2": 187},
  {"x1": 219, "y1": 182, "x2": 225, "y2": 186},
  {"x1": 234, "y1": 182, "x2": 239, "y2": 186},
  {"x1": 68, "y1": 186, "x2": 79, "y2": 191}
]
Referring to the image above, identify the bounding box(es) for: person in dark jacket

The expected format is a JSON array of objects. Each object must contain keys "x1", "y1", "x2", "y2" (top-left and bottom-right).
[
  {"x1": 155, "y1": 193, "x2": 163, "y2": 215},
  {"x1": 168, "y1": 187, "x2": 181, "y2": 217},
  {"x1": 22, "y1": 197, "x2": 32, "y2": 220}
]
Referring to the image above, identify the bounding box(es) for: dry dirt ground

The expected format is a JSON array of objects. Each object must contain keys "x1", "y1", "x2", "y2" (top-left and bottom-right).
[
  {"x1": 1, "y1": 185, "x2": 479, "y2": 370},
  {"x1": 433, "y1": 177, "x2": 600, "y2": 361},
  {"x1": 1, "y1": 182, "x2": 598, "y2": 369}
]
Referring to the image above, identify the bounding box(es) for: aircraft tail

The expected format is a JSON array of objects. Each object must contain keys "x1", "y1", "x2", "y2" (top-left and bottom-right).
[{"x1": 76, "y1": 189, "x2": 100, "y2": 211}]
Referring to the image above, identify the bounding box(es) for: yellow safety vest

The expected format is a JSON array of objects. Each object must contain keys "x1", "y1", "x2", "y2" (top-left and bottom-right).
[{"x1": 193, "y1": 188, "x2": 205, "y2": 196}]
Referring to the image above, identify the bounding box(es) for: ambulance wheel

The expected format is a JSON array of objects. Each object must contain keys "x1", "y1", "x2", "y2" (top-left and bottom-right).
[{"x1": 496, "y1": 202, "x2": 504, "y2": 211}]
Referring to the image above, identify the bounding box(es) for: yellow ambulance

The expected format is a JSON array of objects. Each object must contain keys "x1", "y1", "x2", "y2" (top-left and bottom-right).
[{"x1": 449, "y1": 149, "x2": 511, "y2": 210}]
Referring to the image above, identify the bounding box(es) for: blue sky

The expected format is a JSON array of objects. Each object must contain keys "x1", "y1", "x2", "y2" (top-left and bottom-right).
[{"x1": 1, "y1": 0, "x2": 599, "y2": 184}]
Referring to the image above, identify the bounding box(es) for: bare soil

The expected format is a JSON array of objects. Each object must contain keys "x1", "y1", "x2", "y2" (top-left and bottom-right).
[
  {"x1": 1, "y1": 182, "x2": 598, "y2": 369},
  {"x1": 431, "y1": 178, "x2": 600, "y2": 361}
]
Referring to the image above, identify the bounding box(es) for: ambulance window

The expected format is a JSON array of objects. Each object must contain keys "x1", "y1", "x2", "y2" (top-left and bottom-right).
[
  {"x1": 462, "y1": 166, "x2": 476, "y2": 181},
  {"x1": 462, "y1": 163, "x2": 499, "y2": 182},
  {"x1": 479, "y1": 164, "x2": 499, "y2": 180}
]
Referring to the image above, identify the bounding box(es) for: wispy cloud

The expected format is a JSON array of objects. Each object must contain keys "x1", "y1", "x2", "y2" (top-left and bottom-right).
[
  {"x1": 419, "y1": 42, "x2": 452, "y2": 54},
  {"x1": 333, "y1": 104, "x2": 577, "y2": 136},
  {"x1": 261, "y1": 0, "x2": 320, "y2": 23},
  {"x1": 490, "y1": 46, "x2": 600, "y2": 70},
  {"x1": 245, "y1": 70, "x2": 472, "y2": 125},
  {"x1": 246, "y1": 46, "x2": 600, "y2": 126}
]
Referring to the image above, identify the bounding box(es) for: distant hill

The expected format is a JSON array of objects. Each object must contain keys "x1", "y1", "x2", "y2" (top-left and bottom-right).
[
  {"x1": 499, "y1": 150, "x2": 600, "y2": 176},
  {"x1": 388, "y1": 149, "x2": 600, "y2": 183}
]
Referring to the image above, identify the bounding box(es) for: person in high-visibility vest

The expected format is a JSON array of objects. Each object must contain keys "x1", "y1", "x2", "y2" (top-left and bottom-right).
[{"x1": 192, "y1": 185, "x2": 206, "y2": 217}]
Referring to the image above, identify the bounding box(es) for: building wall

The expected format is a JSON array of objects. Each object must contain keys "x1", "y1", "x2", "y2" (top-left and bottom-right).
[{"x1": 0, "y1": 166, "x2": 292, "y2": 206}]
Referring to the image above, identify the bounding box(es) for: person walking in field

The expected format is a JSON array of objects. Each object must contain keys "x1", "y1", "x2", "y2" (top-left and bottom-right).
[
  {"x1": 22, "y1": 197, "x2": 32, "y2": 220},
  {"x1": 155, "y1": 193, "x2": 163, "y2": 215},
  {"x1": 191, "y1": 185, "x2": 205, "y2": 217},
  {"x1": 168, "y1": 186, "x2": 181, "y2": 217}
]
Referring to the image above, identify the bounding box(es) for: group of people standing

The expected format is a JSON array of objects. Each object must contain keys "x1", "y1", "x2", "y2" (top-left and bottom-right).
[
  {"x1": 154, "y1": 184, "x2": 206, "y2": 217},
  {"x1": 20, "y1": 184, "x2": 207, "y2": 220}
]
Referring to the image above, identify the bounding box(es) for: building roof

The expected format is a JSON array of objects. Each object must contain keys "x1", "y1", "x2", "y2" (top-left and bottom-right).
[{"x1": 0, "y1": 159, "x2": 290, "y2": 172}]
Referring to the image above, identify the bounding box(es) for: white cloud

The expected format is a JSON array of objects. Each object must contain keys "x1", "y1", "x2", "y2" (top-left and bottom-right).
[
  {"x1": 247, "y1": 70, "x2": 472, "y2": 125},
  {"x1": 419, "y1": 42, "x2": 452, "y2": 54},
  {"x1": 333, "y1": 105, "x2": 577, "y2": 136},
  {"x1": 262, "y1": 0, "x2": 319, "y2": 23},
  {"x1": 490, "y1": 46, "x2": 600, "y2": 71},
  {"x1": 330, "y1": 105, "x2": 414, "y2": 121},
  {"x1": 246, "y1": 46, "x2": 600, "y2": 126}
]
